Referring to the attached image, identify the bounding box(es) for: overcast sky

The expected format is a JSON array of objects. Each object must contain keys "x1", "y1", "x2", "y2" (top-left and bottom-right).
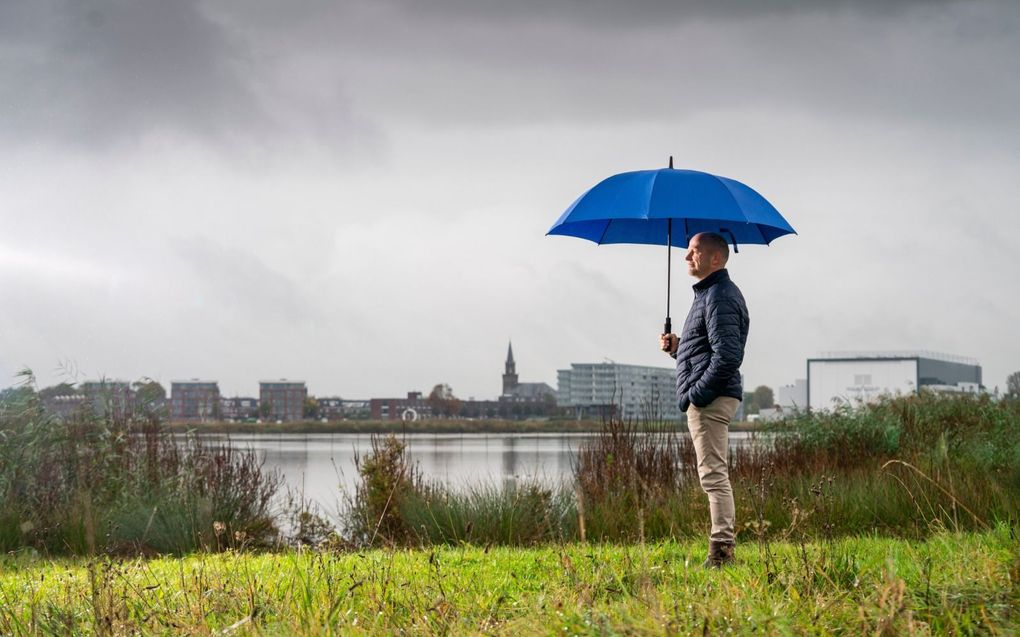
[{"x1": 2, "y1": 0, "x2": 1018, "y2": 399}]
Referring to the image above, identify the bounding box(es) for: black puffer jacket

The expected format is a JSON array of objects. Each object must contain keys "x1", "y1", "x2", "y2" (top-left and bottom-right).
[{"x1": 673, "y1": 268, "x2": 749, "y2": 412}]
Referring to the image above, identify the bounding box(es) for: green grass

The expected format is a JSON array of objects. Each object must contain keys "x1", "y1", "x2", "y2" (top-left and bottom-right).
[{"x1": 0, "y1": 526, "x2": 1016, "y2": 635}]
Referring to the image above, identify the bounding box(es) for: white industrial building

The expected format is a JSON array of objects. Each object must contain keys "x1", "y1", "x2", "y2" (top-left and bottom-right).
[
  {"x1": 806, "y1": 351, "x2": 982, "y2": 411},
  {"x1": 778, "y1": 378, "x2": 808, "y2": 411},
  {"x1": 557, "y1": 362, "x2": 681, "y2": 421}
]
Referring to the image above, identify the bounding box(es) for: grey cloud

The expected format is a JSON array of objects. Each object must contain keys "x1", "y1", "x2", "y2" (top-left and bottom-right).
[
  {"x1": 173, "y1": 237, "x2": 319, "y2": 326},
  {"x1": 18, "y1": 0, "x2": 1010, "y2": 147},
  {"x1": 3, "y1": 0, "x2": 1020, "y2": 397},
  {"x1": 1, "y1": 0, "x2": 259, "y2": 144},
  {"x1": 0, "y1": 0, "x2": 377, "y2": 152},
  {"x1": 377, "y1": 0, "x2": 964, "y2": 27},
  {"x1": 211, "y1": 0, "x2": 1020, "y2": 136}
]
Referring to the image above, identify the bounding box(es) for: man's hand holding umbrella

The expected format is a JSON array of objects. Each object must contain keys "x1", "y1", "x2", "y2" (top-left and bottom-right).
[{"x1": 659, "y1": 333, "x2": 678, "y2": 355}]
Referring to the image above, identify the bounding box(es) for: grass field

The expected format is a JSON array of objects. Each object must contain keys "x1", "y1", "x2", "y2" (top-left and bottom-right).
[{"x1": 1, "y1": 526, "x2": 1016, "y2": 635}]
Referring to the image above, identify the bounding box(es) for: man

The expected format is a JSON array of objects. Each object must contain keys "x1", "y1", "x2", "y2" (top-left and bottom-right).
[{"x1": 659, "y1": 232, "x2": 749, "y2": 568}]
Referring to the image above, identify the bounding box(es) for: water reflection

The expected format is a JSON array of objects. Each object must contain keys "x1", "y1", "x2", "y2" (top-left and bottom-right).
[{"x1": 198, "y1": 432, "x2": 753, "y2": 518}]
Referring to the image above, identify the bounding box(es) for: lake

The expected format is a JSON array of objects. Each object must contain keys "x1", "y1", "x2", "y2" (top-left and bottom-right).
[{"x1": 200, "y1": 431, "x2": 756, "y2": 518}]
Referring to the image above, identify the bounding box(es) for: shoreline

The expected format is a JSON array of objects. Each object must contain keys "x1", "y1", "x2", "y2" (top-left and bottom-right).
[{"x1": 160, "y1": 419, "x2": 765, "y2": 435}]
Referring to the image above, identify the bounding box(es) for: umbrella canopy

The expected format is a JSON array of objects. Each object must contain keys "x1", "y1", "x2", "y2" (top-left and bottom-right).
[
  {"x1": 546, "y1": 160, "x2": 796, "y2": 334},
  {"x1": 547, "y1": 165, "x2": 795, "y2": 250}
]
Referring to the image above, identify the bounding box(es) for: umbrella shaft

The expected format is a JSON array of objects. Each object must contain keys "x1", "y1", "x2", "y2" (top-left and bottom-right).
[{"x1": 665, "y1": 219, "x2": 672, "y2": 334}]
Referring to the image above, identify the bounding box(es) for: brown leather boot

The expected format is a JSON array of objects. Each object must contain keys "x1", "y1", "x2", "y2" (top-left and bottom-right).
[{"x1": 702, "y1": 541, "x2": 735, "y2": 568}]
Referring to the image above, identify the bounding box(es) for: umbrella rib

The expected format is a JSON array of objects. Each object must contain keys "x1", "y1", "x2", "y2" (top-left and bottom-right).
[
  {"x1": 711, "y1": 174, "x2": 784, "y2": 249},
  {"x1": 646, "y1": 169, "x2": 660, "y2": 220},
  {"x1": 710, "y1": 174, "x2": 751, "y2": 226},
  {"x1": 596, "y1": 220, "x2": 612, "y2": 245}
]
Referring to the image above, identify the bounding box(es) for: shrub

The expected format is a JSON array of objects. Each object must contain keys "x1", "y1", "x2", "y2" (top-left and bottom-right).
[
  {"x1": 344, "y1": 434, "x2": 429, "y2": 546},
  {"x1": 572, "y1": 416, "x2": 697, "y2": 542},
  {"x1": 401, "y1": 480, "x2": 572, "y2": 546},
  {"x1": 774, "y1": 403, "x2": 902, "y2": 467},
  {"x1": 0, "y1": 373, "x2": 280, "y2": 555},
  {"x1": 344, "y1": 434, "x2": 572, "y2": 547}
]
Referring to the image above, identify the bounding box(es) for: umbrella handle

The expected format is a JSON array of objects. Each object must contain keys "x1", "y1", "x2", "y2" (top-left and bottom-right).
[{"x1": 664, "y1": 317, "x2": 671, "y2": 334}]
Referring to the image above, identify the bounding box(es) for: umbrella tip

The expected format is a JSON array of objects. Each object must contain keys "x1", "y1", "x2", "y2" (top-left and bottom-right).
[{"x1": 668, "y1": 156, "x2": 673, "y2": 169}]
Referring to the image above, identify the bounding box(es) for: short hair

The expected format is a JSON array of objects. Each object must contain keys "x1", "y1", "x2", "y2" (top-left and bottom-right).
[{"x1": 697, "y1": 232, "x2": 730, "y2": 263}]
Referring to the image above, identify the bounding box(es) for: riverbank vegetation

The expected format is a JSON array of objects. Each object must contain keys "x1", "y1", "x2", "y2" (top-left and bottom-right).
[
  {"x1": 346, "y1": 392, "x2": 1020, "y2": 547},
  {"x1": 1, "y1": 373, "x2": 1018, "y2": 553},
  {"x1": 0, "y1": 373, "x2": 280, "y2": 556}
]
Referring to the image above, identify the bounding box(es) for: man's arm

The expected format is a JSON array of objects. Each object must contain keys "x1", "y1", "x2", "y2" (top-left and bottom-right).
[{"x1": 688, "y1": 297, "x2": 744, "y2": 407}]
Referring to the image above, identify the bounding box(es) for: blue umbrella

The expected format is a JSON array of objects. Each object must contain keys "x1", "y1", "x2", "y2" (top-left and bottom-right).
[{"x1": 547, "y1": 157, "x2": 796, "y2": 334}]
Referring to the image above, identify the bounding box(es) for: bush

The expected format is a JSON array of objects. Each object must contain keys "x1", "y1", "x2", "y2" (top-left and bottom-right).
[
  {"x1": 344, "y1": 434, "x2": 429, "y2": 546},
  {"x1": 344, "y1": 434, "x2": 572, "y2": 547},
  {"x1": 774, "y1": 403, "x2": 902, "y2": 466},
  {"x1": 892, "y1": 392, "x2": 1020, "y2": 486},
  {"x1": 573, "y1": 416, "x2": 697, "y2": 542},
  {"x1": 401, "y1": 480, "x2": 572, "y2": 546},
  {"x1": 0, "y1": 373, "x2": 280, "y2": 555}
]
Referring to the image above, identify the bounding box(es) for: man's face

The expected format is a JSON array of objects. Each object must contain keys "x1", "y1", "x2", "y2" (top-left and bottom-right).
[{"x1": 685, "y1": 234, "x2": 719, "y2": 280}]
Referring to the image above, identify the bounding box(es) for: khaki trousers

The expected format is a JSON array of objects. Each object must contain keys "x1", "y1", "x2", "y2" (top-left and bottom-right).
[{"x1": 686, "y1": 396, "x2": 740, "y2": 544}]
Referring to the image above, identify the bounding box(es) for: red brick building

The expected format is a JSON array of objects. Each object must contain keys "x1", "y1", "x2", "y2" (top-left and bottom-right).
[
  {"x1": 369, "y1": 392, "x2": 432, "y2": 420},
  {"x1": 260, "y1": 380, "x2": 307, "y2": 422},
  {"x1": 170, "y1": 380, "x2": 221, "y2": 422}
]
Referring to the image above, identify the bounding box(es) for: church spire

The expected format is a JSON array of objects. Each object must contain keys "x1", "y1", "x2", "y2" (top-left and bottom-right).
[{"x1": 502, "y1": 339, "x2": 518, "y2": 395}]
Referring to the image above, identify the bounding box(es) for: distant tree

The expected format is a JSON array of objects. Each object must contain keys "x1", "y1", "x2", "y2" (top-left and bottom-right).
[
  {"x1": 132, "y1": 380, "x2": 166, "y2": 405},
  {"x1": 37, "y1": 383, "x2": 78, "y2": 400},
  {"x1": 541, "y1": 391, "x2": 557, "y2": 416},
  {"x1": 742, "y1": 391, "x2": 759, "y2": 415},
  {"x1": 303, "y1": 397, "x2": 319, "y2": 419},
  {"x1": 428, "y1": 384, "x2": 461, "y2": 418},
  {"x1": 753, "y1": 385, "x2": 775, "y2": 411},
  {"x1": 1007, "y1": 371, "x2": 1020, "y2": 399},
  {"x1": 0, "y1": 385, "x2": 35, "y2": 406},
  {"x1": 259, "y1": 401, "x2": 271, "y2": 418}
]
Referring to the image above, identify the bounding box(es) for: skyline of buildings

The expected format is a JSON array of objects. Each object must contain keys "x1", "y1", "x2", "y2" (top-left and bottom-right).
[
  {"x1": 556, "y1": 361, "x2": 682, "y2": 421},
  {"x1": 23, "y1": 345, "x2": 989, "y2": 423}
]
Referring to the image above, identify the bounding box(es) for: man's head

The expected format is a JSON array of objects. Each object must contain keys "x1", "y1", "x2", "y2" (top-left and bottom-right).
[{"x1": 685, "y1": 232, "x2": 730, "y2": 280}]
